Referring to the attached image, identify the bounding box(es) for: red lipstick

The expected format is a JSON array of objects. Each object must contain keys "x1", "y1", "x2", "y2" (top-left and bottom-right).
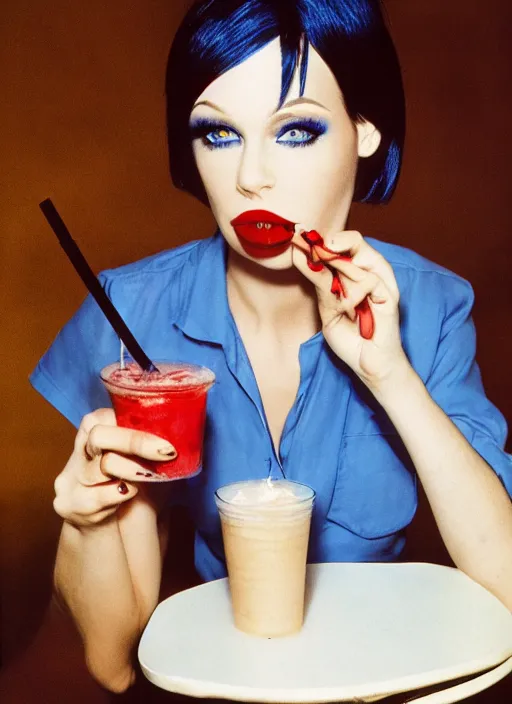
[{"x1": 230, "y1": 210, "x2": 295, "y2": 259}]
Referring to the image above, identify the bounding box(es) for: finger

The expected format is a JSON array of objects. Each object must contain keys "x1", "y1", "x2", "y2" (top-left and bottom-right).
[
  {"x1": 100, "y1": 452, "x2": 171, "y2": 483},
  {"x1": 78, "y1": 460, "x2": 113, "y2": 487},
  {"x1": 292, "y1": 239, "x2": 358, "y2": 317},
  {"x1": 356, "y1": 253, "x2": 399, "y2": 302},
  {"x1": 74, "y1": 408, "x2": 117, "y2": 455},
  {"x1": 332, "y1": 270, "x2": 391, "y2": 339},
  {"x1": 293, "y1": 228, "x2": 353, "y2": 267},
  {"x1": 293, "y1": 229, "x2": 392, "y2": 329},
  {"x1": 316, "y1": 230, "x2": 365, "y2": 259},
  {"x1": 85, "y1": 425, "x2": 177, "y2": 462},
  {"x1": 296, "y1": 226, "x2": 388, "y2": 285},
  {"x1": 357, "y1": 298, "x2": 375, "y2": 340},
  {"x1": 291, "y1": 236, "x2": 335, "y2": 291},
  {"x1": 80, "y1": 480, "x2": 138, "y2": 515},
  {"x1": 292, "y1": 247, "x2": 360, "y2": 328},
  {"x1": 325, "y1": 256, "x2": 366, "y2": 282},
  {"x1": 292, "y1": 228, "x2": 325, "y2": 272},
  {"x1": 53, "y1": 479, "x2": 138, "y2": 522},
  {"x1": 322, "y1": 231, "x2": 400, "y2": 301},
  {"x1": 79, "y1": 452, "x2": 170, "y2": 486},
  {"x1": 332, "y1": 259, "x2": 395, "y2": 311},
  {"x1": 338, "y1": 237, "x2": 399, "y2": 301},
  {"x1": 293, "y1": 229, "x2": 363, "y2": 297}
]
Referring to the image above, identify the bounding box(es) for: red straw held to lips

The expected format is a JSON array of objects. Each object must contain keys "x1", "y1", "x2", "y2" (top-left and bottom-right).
[
  {"x1": 39, "y1": 198, "x2": 158, "y2": 372},
  {"x1": 301, "y1": 230, "x2": 375, "y2": 339}
]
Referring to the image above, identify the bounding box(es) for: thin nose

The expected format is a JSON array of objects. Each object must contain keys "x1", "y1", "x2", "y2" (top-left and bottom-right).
[{"x1": 236, "y1": 142, "x2": 275, "y2": 197}]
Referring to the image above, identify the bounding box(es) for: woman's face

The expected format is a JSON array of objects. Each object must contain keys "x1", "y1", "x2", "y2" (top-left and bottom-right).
[{"x1": 190, "y1": 39, "x2": 380, "y2": 269}]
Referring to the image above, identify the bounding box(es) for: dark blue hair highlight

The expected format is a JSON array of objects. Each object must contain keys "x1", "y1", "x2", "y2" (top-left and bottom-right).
[
  {"x1": 166, "y1": 0, "x2": 405, "y2": 205},
  {"x1": 362, "y1": 139, "x2": 401, "y2": 203}
]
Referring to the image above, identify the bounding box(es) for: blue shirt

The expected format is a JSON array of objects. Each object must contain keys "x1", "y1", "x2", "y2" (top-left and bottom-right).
[{"x1": 30, "y1": 233, "x2": 512, "y2": 581}]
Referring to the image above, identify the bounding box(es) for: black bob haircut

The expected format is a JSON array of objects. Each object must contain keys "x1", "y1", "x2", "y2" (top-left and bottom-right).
[{"x1": 165, "y1": 0, "x2": 406, "y2": 206}]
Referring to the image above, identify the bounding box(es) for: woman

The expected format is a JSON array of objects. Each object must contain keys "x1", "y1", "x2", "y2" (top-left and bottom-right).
[{"x1": 30, "y1": 0, "x2": 512, "y2": 694}]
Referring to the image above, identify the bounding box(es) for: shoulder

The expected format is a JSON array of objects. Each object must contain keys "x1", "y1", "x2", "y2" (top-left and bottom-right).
[
  {"x1": 99, "y1": 235, "x2": 214, "y2": 285},
  {"x1": 367, "y1": 236, "x2": 475, "y2": 312},
  {"x1": 96, "y1": 235, "x2": 218, "y2": 315},
  {"x1": 366, "y1": 237, "x2": 478, "y2": 381},
  {"x1": 29, "y1": 235, "x2": 219, "y2": 426}
]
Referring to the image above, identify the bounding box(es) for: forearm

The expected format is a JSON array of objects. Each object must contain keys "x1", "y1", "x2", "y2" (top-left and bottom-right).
[
  {"x1": 54, "y1": 517, "x2": 140, "y2": 692},
  {"x1": 116, "y1": 493, "x2": 167, "y2": 630},
  {"x1": 372, "y1": 364, "x2": 512, "y2": 608}
]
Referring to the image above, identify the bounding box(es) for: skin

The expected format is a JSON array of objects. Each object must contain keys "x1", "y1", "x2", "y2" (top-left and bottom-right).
[
  {"x1": 52, "y1": 39, "x2": 512, "y2": 693},
  {"x1": 190, "y1": 39, "x2": 380, "y2": 270},
  {"x1": 190, "y1": 39, "x2": 385, "y2": 447},
  {"x1": 52, "y1": 410, "x2": 175, "y2": 692}
]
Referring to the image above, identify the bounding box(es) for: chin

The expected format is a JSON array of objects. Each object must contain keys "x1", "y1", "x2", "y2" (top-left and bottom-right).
[
  {"x1": 259, "y1": 253, "x2": 295, "y2": 270},
  {"x1": 224, "y1": 236, "x2": 295, "y2": 270},
  {"x1": 242, "y1": 247, "x2": 295, "y2": 271}
]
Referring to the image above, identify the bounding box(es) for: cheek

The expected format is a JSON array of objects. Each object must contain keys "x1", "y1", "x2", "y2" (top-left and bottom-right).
[
  {"x1": 272, "y1": 141, "x2": 358, "y2": 197},
  {"x1": 193, "y1": 147, "x2": 238, "y2": 196}
]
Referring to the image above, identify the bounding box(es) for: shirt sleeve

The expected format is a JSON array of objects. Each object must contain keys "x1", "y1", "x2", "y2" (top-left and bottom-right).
[
  {"x1": 29, "y1": 274, "x2": 120, "y2": 428},
  {"x1": 425, "y1": 274, "x2": 512, "y2": 497}
]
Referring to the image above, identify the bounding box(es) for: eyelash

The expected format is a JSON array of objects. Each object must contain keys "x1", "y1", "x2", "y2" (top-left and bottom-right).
[
  {"x1": 276, "y1": 118, "x2": 328, "y2": 147},
  {"x1": 189, "y1": 118, "x2": 328, "y2": 150},
  {"x1": 189, "y1": 119, "x2": 240, "y2": 150}
]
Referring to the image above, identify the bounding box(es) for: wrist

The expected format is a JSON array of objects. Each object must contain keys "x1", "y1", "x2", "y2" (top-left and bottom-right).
[
  {"x1": 364, "y1": 358, "x2": 423, "y2": 408},
  {"x1": 63, "y1": 513, "x2": 119, "y2": 537}
]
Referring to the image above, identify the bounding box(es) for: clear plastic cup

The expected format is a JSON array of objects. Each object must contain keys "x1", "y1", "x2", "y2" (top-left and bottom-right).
[
  {"x1": 215, "y1": 478, "x2": 315, "y2": 637},
  {"x1": 101, "y1": 361, "x2": 215, "y2": 481}
]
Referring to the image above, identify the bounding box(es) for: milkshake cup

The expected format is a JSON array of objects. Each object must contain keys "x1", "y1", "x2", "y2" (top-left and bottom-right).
[
  {"x1": 100, "y1": 362, "x2": 215, "y2": 480},
  {"x1": 215, "y1": 478, "x2": 315, "y2": 638}
]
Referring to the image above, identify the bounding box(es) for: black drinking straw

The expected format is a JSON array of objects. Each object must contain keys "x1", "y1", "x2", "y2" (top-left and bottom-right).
[{"x1": 39, "y1": 198, "x2": 157, "y2": 373}]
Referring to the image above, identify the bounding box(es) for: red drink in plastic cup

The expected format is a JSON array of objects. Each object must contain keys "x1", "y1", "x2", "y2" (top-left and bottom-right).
[{"x1": 100, "y1": 362, "x2": 215, "y2": 480}]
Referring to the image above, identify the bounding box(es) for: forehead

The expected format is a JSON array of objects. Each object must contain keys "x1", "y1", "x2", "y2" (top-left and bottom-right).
[{"x1": 193, "y1": 38, "x2": 344, "y2": 117}]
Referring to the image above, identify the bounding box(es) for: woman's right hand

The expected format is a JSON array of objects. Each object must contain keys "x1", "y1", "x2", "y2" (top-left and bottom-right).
[{"x1": 53, "y1": 408, "x2": 177, "y2": 528}]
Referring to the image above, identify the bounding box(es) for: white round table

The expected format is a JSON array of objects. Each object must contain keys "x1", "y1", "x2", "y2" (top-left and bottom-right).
[{"x1": 138, "y1": 562, "x2": 512, "y2": 702}]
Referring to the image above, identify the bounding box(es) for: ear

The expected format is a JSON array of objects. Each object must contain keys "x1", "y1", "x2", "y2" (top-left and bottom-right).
[{"x1": 356, "y1": 120, "x2": 382, "y2": 158}]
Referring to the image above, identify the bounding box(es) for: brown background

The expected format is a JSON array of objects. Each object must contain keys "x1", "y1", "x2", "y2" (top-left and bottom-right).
[{"x1": 0, "y1": 0, "x2": 511, "y2": 698}]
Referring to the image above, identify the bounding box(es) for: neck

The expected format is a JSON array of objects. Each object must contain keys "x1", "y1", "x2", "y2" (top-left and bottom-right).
[{"x1": 226, "y1": 247, "x2": 321, "y2": 337}]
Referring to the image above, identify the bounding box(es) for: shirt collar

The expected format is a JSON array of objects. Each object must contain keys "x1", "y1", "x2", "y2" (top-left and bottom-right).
[
  {"x1": 174, "y1": 231, "x2": 231, "y2": 346},
  {"x1": 174, "y1": 231, "x2": 325, "y2": 351}
]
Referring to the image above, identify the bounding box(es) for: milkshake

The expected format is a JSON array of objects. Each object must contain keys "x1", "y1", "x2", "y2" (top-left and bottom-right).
[
  {"x1": 101, "y1": 362, "x2": 215, "y2": 480},
  {"x1": 215, "y1": 479, "x2": 315, "y2": 637}
]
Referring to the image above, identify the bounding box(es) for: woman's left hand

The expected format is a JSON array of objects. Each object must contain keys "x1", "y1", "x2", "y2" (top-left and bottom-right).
[{"x1": 292, "y1": 227, "x2": 411, "y2": 392}]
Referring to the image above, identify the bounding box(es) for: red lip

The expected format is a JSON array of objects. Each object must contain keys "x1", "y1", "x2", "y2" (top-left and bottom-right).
[
  {"x1": 231, "y1": 210, "x2": 295, "y2": 228},
  {"x1": 230, "y1": 210, "x2": 295, "y2": 259}
]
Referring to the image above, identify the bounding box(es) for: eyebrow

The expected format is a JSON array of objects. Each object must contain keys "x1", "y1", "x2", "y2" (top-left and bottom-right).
[
  {"x1": 191, "y1": 96, "x2": 330, "y2": 114},
  {"x1": 280, "y1": 97, "x2": 330, "y2": 112},
  {"x1": 192, "y1": 100, "x2": 225, "y2": 113}
]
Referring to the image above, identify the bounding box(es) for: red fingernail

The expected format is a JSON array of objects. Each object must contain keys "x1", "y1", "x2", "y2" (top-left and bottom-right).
[
  {"x1": 307, "y1": 258, "x2": 325, "y2": 273},
  {"x1": 330, "y1": 273, "x2": 346, "y2": 299},
  {"x1": 301, "y1": 230, "x2": 324, "y2": 247},
  {"x1": 357, "y1": 299, "x2": 375, "y2": 339},
  {"x1": 117, "y1": 482, "x2": 129, "y2": 495}
]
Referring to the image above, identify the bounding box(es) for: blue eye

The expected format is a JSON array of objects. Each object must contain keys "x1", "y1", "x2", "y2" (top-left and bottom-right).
[
  {"x1": 205, "y1": 127, "x2": 239, "y2": 147},
  {"x1": 190, "y1": 119, "x2": 240, "y2": 149},
  {"x1": 276, "y1": 119, "x2": 328, "y2": 148}
]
